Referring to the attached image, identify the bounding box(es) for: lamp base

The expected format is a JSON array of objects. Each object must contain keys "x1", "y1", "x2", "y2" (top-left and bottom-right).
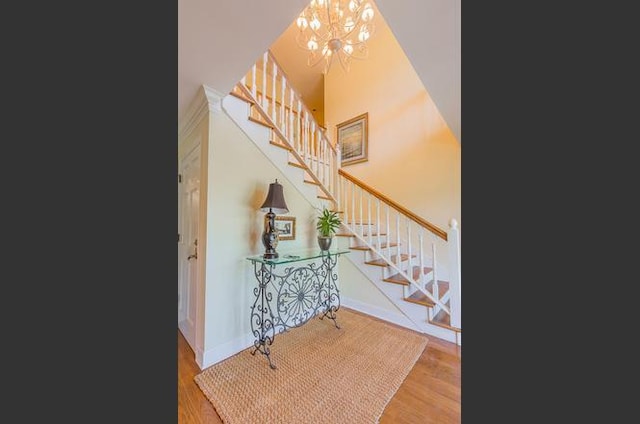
[{"x1": 262, "y1": 210, "x2": 279, "y2": 259}]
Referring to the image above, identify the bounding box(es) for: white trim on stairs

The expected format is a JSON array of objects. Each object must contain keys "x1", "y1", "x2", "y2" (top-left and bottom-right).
[{"x1": 341, "y1": 296, "x2": 421, "y2": 332}]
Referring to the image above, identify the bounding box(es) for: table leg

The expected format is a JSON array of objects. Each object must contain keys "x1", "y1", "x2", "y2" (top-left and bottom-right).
[{"x1": 249, "y1": 262, "x2": 277, "y2": 369}]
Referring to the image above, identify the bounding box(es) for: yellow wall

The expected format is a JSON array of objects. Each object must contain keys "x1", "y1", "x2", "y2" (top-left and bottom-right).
[{"x1": 324, "y1": 9, "x2": 461, "y2": 232}]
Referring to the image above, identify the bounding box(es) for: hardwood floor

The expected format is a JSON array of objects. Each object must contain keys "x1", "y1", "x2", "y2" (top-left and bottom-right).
[{"x1": 178, "y1": 308, "x2": 461, "y2": 424}]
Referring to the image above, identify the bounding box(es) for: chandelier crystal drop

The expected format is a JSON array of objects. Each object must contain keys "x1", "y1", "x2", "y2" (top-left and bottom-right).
[{"x1": 295, "y1": 0, "x2": 375, "y2": 74}]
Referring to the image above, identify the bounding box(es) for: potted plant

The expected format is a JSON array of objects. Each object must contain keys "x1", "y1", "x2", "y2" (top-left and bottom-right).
[{"x1": 316, "y1": 207, "x2": 341, "y2": 251}]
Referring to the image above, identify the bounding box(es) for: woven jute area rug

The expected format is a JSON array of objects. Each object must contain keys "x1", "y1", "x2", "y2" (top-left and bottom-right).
[{"x1": 194, "y1": 308, "x2": 428, "y2": 424}]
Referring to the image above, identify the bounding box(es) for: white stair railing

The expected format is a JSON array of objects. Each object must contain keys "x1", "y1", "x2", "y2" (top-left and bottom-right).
[
  {"x1": 230, "y1": 49, "x2": 461, "y2": 331},
  {"x1": 339, "y1": 169, "x2": 461, "y2": 328},
  {"x1": 236, "y1": 50, "x2": 339, "y2": 203}
]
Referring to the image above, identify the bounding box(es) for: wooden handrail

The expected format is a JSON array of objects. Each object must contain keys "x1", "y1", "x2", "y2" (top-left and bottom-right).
[{"x1": 338, "y1": 169, "x2": 448, "y2": 241}]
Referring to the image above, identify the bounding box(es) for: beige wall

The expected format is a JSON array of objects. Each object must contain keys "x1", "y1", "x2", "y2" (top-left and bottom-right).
[
  {"x1": 203, "y1": 109, "x2": 319, "y2": 351},
  {"x1": 324, "y1": 8, "x2": 460, "y2": 232}
]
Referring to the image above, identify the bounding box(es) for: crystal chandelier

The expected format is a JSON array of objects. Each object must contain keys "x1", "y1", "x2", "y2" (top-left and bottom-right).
[{"x1": 295, "y1": 0, "x2": 375, "y2": 73}]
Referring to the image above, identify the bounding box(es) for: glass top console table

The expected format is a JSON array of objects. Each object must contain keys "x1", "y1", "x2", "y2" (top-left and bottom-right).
[{"x1": 246, "y1": 248, "x2": 350, "y2": 369}]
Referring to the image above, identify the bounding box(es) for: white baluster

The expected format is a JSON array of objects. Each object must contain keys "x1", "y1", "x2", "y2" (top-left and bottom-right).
[
  {"x1": 252, "y1": 64, "x2": 257, "y2": 99},
  {"x1": 407, "y1": 222, "x2": 412, "y2": 282},
  {"x1": 386, "y1": 205, "x2": 391, "y2": 260},
  {"x1": 359, "y1": 186, "x2": 364, "y2": 238},
  {"x1": 351, "y1": 182, "x2": 355, "y2": 231},
  {"x1": 447, "y1": 218, "x2": 462, "y2": 329},
  {"x1": 335, "y1": 146, "x2": 341, "y2": 199},
  {"x1": 432, "y1": 237, "x2": 438, "y2": 302},
  {"x1": 297, "y1": 99, "x2": 302, "y2": 152},
  {"x1": 367, "y1": 193, "x2": 372, "y2": 246},
  {"x1": 262, "y1": 52, "x2": 267, "y2": 110},
  {"x1": 395, "y1": 214, "x2": 401, "y2": 268},
  {"x1": 311, "y1": 121, "x2": 317, "y2": 175},
  {"x1": 376, "y1": 199, "x2": 381, "y2": 249},
  {"x1": 341, "y1": 178, "x2": 347, "y2": 226},
  {"x1": 419, "y1": 228, "x2": 426, "y2": 289},
  {"x1": 318, "y1": 136, "x2": 324, "y2": 186},
  {"x1": 280, "y1": 75, "x2": 286, "y2": 132},
  {"x1": 271, "y1": 60, "x2": 277, "y2": 121},
  {"x1": 289, "y1": 90, "x2": 294, "y2": 143}
]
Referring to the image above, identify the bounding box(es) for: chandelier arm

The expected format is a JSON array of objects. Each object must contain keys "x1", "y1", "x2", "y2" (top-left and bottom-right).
[{"x1": 336, "y1": 50, "x2": 351, "y2": 72}]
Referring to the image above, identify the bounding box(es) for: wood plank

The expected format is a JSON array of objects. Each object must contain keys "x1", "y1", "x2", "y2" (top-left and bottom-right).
[
  {"x1": 287, "y1": 161, "x2": 306, "y2": 169},
  {"x1": 349, "y1": 242, "x2": 398, "y2": 251},
  {"x1": 228, "y1": 89, "x2": 254, "y2": 104},
  {"x1": 248, "y1": 115, "x2": 273, "y2": 129},
  {"x1": 430, "y1": 308, "x2": 461, "y2": 332},
  {"x1": 365, "y1": 253, "x2": 415, "y2": 267},
  {"x1": 178, "y1": 330, "x2": 223, "y2": 424},
  {"x1": 404, "y1": 291, "x2": 435, "y2": 307},
  {"x1": 269, "y1": 140, "x2": 292, "y2": 151},
  {"x1": 383, "y1": 266, "x2": 433, "y2": 285},
  {"x1": 336, "y1": 232, "x2": 387, "y2": 237},
  {"x1": 425, "y1": 280, "x2": 449, "y2": 299}
]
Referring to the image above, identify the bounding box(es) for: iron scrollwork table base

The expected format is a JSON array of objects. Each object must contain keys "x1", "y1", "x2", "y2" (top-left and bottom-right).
[{"x1": 246, "y1": 249, "x2": 349, "y2": 369}]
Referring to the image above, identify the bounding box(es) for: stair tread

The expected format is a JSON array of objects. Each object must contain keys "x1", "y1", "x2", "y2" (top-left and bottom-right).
[
  {"x1": 287, "y1": 161, "x2": 306, "y2": 169},
  {"x1": 364, "y1": 253, "x2": 415, "y2": 267},
  {"x1": 303, "y1": 179, "x2": 321, "y2": 186},
  {"x1": 270, "y1": 140, "x2": 292, "y2": 151},
  {"x1": 336, "y1": 232, "x2": 387, "y2": 237},
  {"x1": 383, "y1": 266, "x2": 433, "y2": 284},
  {"x1": 317, "y1": 195, "x2": 333, "y2": 200},
  {"x1": 425, "y1": 280, "x2": 449, "y2": 296},
  {"x1": 228, "y1": 89, "x2": 255, "y2": 104},
  {"x1": 430, "y1": 308, "x2": 461, "y2": 332},
  {"x1": 404, "y1": 291, "x2": 435, "y2": 307},
  {"x1": 247, "y1": 115, "x2": 274, "y2": 129},
  {"x1": 350, "y1": 242, "x2": 399, "y2": 251}
]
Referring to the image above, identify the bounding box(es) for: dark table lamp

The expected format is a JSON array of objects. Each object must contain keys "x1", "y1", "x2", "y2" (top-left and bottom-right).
[{"x1": 260, "y1": 179, "x2": 289, "y2": 259}]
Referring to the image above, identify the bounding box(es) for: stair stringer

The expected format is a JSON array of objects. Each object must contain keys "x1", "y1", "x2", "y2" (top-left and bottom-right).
[
  {"x1": 222, "y1": 94, "x2": 324, "y2": 208},
  {"x1": 336, "y1": 235, "x2": 458, "y2": 343}
]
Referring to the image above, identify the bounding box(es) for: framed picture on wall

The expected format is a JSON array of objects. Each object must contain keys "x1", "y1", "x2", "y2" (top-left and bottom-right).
[
  {"x1": 337, "y1": 112, "x2": 368, "y2": 166},
  {"x1": 275, "y1": 216, "x2": 296, "y2": 241}
]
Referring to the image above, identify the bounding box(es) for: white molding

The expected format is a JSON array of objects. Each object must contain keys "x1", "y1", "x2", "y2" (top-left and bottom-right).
[
  {"x1": 195, "y1": 332, "x2": 255, "y2": 370},
  {"x1": 178, "y1": 85, "x2": 225, "y2": 142},
  {"x1": 341, "y1": 296, "x2": 420, "y2": 332}
]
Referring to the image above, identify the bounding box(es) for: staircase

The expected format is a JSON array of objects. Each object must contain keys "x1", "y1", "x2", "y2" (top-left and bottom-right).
[{"x1": 222, "y1": 50, "x2": 461, "y2": 345}]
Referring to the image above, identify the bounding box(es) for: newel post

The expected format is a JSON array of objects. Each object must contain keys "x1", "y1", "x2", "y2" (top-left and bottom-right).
[{"x1": 447, "y1": 218, "x2": 462, "y2": 329}]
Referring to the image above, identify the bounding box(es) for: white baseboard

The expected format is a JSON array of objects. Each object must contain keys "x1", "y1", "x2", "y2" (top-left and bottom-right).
[
  {"x1": 341, "y1": 296, "x2": 421, "y2": 332},
  {"x1": 196, "y1": 332, "x2": 255, "y2": 370}
]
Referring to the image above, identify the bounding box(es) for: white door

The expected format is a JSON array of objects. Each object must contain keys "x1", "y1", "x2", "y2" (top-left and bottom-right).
[{"x1": 178, "y1": 146, "x2": 200, "y2": 351}]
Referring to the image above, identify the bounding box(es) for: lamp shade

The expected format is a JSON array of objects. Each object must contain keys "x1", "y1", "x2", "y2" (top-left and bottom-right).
[{"x1": 260, "y1": 179, "x2": 289, "y2": 214}]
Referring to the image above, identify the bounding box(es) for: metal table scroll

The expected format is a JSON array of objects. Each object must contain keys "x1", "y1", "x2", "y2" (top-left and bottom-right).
[{"x1": 245, "y1": 248, "x2": 350, "y2": 369}]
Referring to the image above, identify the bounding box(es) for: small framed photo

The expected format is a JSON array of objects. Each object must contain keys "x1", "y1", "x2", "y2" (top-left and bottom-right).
[
  {"x1": 275, "y1": 216, "x2": 296, "y2": 241},
  {"x1": 337, "y1": 112, "x2": 368, "y2": 166}
]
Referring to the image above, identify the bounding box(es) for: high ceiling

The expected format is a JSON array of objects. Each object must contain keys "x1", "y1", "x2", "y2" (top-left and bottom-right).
[{"x1": 178, "y1": 0, "x2": 460, "y2": 142}]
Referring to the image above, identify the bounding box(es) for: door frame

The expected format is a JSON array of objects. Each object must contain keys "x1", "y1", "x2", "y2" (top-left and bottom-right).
[{"x1": 178, "y1": 142, "x2": 202, "y2": 354}]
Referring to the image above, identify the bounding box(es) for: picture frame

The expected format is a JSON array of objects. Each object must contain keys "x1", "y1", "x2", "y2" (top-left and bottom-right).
[
  {"x1": 275, "y1": 216, "x2": 296, "y2": 241},
  {"x1": 337, "y1": 112, "x2": 368, "y2": 166}
]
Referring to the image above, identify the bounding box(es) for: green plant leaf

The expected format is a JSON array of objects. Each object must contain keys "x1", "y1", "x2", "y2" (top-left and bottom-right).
[{"x1": 316, "y1": 207, "x2": 342, "y2": 237}]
